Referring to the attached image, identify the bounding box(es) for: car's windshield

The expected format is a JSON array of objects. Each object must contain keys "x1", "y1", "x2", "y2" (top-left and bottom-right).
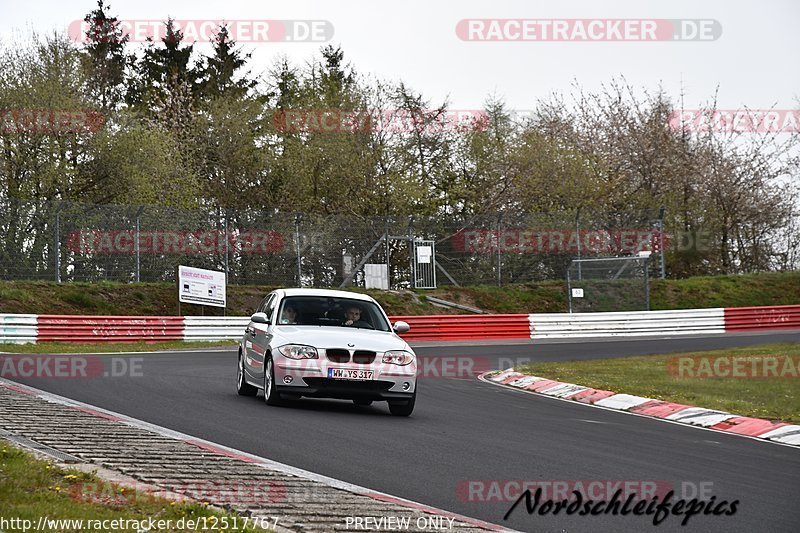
[{"x1": 276, "y1": 296, "x2": 391, "y2": 332}]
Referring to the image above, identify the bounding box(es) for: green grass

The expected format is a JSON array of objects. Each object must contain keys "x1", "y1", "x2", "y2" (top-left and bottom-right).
[
  {"x1": 0, "y1": 271, "x2": 797, "y2": 315},
  {"x1": 516, "y1": 343, "x2": 800, "y2": 423},
  {"x1": 436, "y1": 271, "x2": 800, "y2": 313},
  {"x1": 0, "y1": 340, "x2": 236, "y2": 354},
  {"x1": 649, "y1": 271, "x2": 800, "y2": 310},
  {"x1": 0, "y1": 443, "x2": 270, "y2": 532}
]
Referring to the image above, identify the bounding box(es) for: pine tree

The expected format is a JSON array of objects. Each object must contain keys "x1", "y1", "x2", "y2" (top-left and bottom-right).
[
  {"x1": 127, "y1": 18, "x2": 200, "y2": 108},
  {"x1": 198, "y1": 24, "x2": 256, "y2": 101},
  {"x1": 80, "y1": 0, "x2": 129, "y2": 113}
]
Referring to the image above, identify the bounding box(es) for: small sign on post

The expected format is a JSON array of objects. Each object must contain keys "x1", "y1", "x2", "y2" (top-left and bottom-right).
[
  {"x1": 364, "y1": 264, "x2": 389, "y2": 289},
  {"x1": 571, "y1": 288, "x2": 585, "y2": 298},
  {"x1": 416, "y1": 245, "x2": 432, "y2": 264},
  {"x1": 178, "y1": 265, "x2": 227, "y2": 310}
]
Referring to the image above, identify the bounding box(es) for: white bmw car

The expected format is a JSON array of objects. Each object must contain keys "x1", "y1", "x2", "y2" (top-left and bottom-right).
[{"x1": 237, "y1": 288, "x2": 417, "y2": 416}]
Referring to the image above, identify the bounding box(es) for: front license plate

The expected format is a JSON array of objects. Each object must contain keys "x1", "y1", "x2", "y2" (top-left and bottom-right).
[{"x1": 328, "y1": 368, "x2": 374, "y2": 380}]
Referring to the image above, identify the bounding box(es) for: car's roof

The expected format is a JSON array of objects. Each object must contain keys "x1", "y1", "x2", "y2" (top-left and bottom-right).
[{"x1": 279, "y1": 288, "x2": 376, "y2": 303}]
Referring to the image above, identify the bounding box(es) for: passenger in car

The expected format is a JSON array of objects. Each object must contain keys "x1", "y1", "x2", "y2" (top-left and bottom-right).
[{"x1": 343, "y1": 305, "x2": 371, "y2": 328}]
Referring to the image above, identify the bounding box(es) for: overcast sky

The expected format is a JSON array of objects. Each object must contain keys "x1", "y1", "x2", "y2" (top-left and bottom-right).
[{"x1": 2, "y1": 0, "x2": 798, "y2": 113}]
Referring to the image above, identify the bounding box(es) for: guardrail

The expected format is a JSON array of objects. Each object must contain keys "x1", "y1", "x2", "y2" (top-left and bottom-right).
[
  {"x1": 35, "y1": 315, "x2": 185, "y2": 343},
  {"x1": 183, "y1": 314, "x2": 534, "y2": 342},
  {"x1": 529, "y1": 308, "x2": 726, "y2": 338},
  {"x1": 0, "y1": 305, "x2": 798, "y2": 344},
  {"x1": 392, "y1": 314, "x2": 531, "y2": 341},
  {"x1": 184, "y1": 316, "x2": 248, "y2": 341},
  {"x1": 724, "y1": 305, "x2": 800, "y2": 332},
  {"x1": 0, "y1": 314, "x2": 38, "y2": 344}
]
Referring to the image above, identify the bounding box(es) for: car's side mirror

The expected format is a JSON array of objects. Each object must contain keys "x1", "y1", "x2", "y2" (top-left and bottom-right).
[
  {"x1": 393, "y1": 321, "x2": 410, "y2": 334},
  {"x1": 251, "y1": 312, "x2": 270, "y2": 324}
]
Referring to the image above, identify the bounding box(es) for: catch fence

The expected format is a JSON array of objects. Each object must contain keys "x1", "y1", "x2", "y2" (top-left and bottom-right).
[{"x1": 0, "y1": 199, "x2": 666, "y2": 289}]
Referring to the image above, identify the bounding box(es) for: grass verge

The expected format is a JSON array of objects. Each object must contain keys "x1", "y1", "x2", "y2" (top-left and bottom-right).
[
  {"x1": 0, "y1": 340, "x2": 237, "y2": 354},
  {"x1": 0, "y1": 443, "x2": 270, "y2": 532},
  {"x1": 1, "y1": 271, "x2": 798, "y2": 316},
  {"x1": 516, "y1": 343, "x2": 800, "y2": 423}
]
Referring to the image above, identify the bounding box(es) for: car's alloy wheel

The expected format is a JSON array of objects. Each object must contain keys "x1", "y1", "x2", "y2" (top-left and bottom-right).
[
  {"x1": 263, "y1": 357, "x2": 283, "y2": 405},
  {"x1": 236, "y1": 353, "x2": 257, "y2": 396}
]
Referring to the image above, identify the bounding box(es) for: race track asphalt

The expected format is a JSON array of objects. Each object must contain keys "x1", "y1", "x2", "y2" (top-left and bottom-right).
[{"x1": 6, "y1": 331, "x2": 800, "y2": 533}]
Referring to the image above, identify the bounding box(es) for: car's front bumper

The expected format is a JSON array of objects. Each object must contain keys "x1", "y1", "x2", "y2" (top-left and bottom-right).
[{"x1": 273, "y1": 350, "x2": 417, "y2": 401}]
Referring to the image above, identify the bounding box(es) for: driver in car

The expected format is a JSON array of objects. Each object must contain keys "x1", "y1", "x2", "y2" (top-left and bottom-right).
[
  {"x1": 343, "y1": 305, "x2": 370, "y2": 328},
  {"x1": 280, "y1": 304, "x2": 298, "y2": 324}
]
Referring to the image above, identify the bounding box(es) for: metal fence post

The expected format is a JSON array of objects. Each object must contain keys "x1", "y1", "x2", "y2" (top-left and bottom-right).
[
  {"x1": 54, "y1": 202, "x2": 61, "y2": 283},
  {"x1": 575, "y1": 207, "x2": 582, "y2": 281},
  {"x1": 135, "y1": 206, "x2": 144, "y2": 282},
  {"x1": 223, "y1": 210, "x2": 229, "y2": 280},
  {"x1": 566, "y1": 268, "x2": 573, "y2": 313},
  {"x1": 658, "y1": 206, "x2": 666, "y2": 279},
  {"x1": 496, "y1": 213, "x2": 502, "y2": 286},
  {"x1": 408, "y1": 217, "x2": 414, "y2": 289},
  {"x1": 385, "y1": 217, "x2": 391, "y2": 288},
  {"x1": 644, "y1": 257, "x2": 651, "y2": 311},
  {"x1": 295, "y1": 213, "x2": 303, "y2": 287}
]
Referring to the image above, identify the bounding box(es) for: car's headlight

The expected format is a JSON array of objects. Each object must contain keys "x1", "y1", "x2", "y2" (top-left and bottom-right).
[
  {"x1": 382, "y1": 350, "x2": 414, "y2": 365},
  {"x1": 278, "y1": 344, "x2": 318, "y2": 359}
]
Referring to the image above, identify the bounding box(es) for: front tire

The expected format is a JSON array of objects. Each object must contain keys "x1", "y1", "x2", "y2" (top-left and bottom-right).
[
  {"x1": 263, "y1": 357, "x2": 283, "y2": 406},
  {"x1": 237, "y1": 352, "x2": 257, "y2": 396},
  {"x1": 388, "y1": 389, "x2": 416, "y2": 417}
]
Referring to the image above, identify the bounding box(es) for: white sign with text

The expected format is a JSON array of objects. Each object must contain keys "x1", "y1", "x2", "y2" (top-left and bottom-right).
[{"x1": 178, "y1": 265, "x2": 226, "y2": 308}]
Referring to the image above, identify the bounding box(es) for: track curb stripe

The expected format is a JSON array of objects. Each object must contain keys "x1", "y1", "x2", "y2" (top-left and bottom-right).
[{"x1": 481, "y1": 369, "x2": 800, "y2": 448}]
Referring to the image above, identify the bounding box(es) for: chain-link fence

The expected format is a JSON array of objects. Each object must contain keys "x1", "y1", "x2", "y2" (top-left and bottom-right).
[
  {"x1": 567, "y1": 256, "x2": 650, "y2": 312},
  {"x1": 0, "y1": 199, "x2": 667, "y2": 287}
]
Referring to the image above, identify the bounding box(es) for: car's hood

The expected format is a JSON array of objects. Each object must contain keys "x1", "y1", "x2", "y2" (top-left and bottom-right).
[{"x1": 272, "y1": 326, "x2": 411, "y2": 352}]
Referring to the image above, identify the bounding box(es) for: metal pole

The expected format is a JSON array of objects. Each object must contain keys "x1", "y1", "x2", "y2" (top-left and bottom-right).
[
  {"x1": 223, "y1": 210, "x2": 229, "y2": 280},
  {"x1": 54, "y1": 204, "x2": 61, "y2": 283},
  {"x1": 658, "y1": 207, "x2": 666, "y2": 279},
  {"x1": 432, "y1": 241, "x2": 437, "y2": 289},
  {"x1": 567, "y1": 268, "x2": 573, "y2": 313},
  {"x1": 385, "y1": 218, "x2": 391, "y2": 288},
  {"x1": 496, "y1": 214, "x2": 502, "y2": 286},
  {"x1": 408, "y1": 217, "x2": 414, "y2": 289},
  {"x1": 135, "y1": 206, "x2": 143, "y2": 283},
  {"x1": 644, "y1": 257, "x2": 651, "y2": 311},
  {"x1": 295, "y1": 214, "x2": 302, "y2": 287},
  {"x1": 575, "y1": 208, "x2": 582, "y2": 281}
]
